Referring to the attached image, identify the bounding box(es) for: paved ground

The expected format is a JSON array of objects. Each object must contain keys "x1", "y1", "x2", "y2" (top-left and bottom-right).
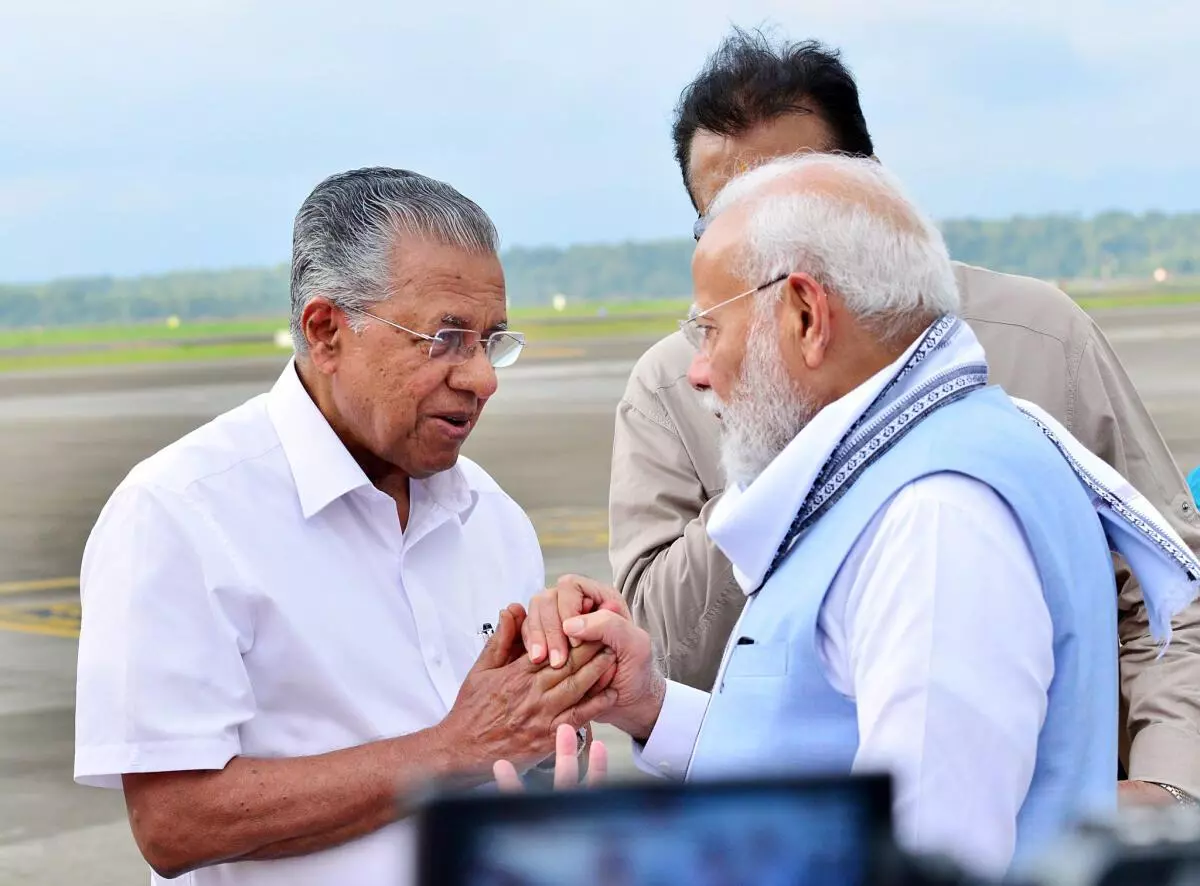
[{"x1": 0, "y1": 307, "x2": 1197, "y2": 883}]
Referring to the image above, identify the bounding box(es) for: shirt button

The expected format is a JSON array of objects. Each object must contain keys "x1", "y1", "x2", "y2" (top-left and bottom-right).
[{"x1": 427, "y1": 649, "x2": 442, "y2": 666}]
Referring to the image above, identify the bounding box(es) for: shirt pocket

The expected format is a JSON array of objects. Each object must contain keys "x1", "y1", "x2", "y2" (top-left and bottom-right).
[
  {"x1": 446, "y1": 614, "x2": 495, "y2": 675},
  {"x1": 469, "y1": 622, "x2": 494, "y2": 659}
]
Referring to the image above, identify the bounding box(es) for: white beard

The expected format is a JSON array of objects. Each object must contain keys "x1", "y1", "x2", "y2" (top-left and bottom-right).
[{"x1": 705, "y1": 311, "x2": 821, "y2": 489}]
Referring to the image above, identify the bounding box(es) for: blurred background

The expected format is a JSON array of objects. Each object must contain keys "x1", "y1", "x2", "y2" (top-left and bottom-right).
[{"x1": 0, "y1": 1, "x2": 1197, "y2": 882}]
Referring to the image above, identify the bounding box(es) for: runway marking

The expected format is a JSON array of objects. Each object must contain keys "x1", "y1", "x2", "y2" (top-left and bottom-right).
[
  {"x1": 528, "y1": 507, "x2": 610, "y2": 550},
  {"x1": 0, "y1": 577, "x2": 79, "y2": 596},
  {"x1": 0, "y1": 601, "x2": 80, "y2": 638}
]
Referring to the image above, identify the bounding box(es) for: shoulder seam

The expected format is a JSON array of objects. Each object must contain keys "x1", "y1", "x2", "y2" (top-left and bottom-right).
[
  {"x1": 961, "y1": 314, "x2": 1071, "y2": 348},
  {"x1": 650, "y1": 370, "x2": 692, "y2": 397},
  {"x1": 620, "y1": 394, "x2": 679, "y2": 437},
  {"x1": 179, "y1": 441, "x2": 285, "y2": 494}
]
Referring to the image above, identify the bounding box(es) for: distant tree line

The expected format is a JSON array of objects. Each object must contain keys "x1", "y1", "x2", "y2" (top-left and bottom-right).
[
  {"x1": 501, "y1": 240, "x2": 696, "y2": 304},
  {"x1": 941, "y1": 211, "x2": 1200, "y2": 282},
  {"x1": 0, "y1": 267, "x2": 292, "y2": 328},
  {"x1": 1, "y1": 212, "x2": 1197, "y2": 328}
]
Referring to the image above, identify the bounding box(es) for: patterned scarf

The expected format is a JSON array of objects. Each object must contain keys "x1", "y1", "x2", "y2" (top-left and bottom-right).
[{"x1": 762, "y1": 316, "x2": 1200, "y2": 646}]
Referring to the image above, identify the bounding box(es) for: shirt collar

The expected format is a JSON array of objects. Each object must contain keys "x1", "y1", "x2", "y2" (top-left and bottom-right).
[
  {"x1": 419, "y1": 460, "x2": 476, "y2": 519},
  {"x1": 266, "y1": 359, "x2": 476, "y2": 521},
  {"x1": 706, "y1": 331, "x2": 933, "y2": 594}
]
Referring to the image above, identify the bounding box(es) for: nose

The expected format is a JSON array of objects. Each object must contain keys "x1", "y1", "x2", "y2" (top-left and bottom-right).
[
  {"x1": 448, "y1": 347, "x2": 499, "y2": 400},
  {"x1": 687, "y1": 349, "x2": 712, "y2": 392}
]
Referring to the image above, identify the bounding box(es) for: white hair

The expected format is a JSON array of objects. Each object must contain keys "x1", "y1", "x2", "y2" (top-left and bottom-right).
[
  {"x1": 704, "y1": 292, "x2": 821, "y2": 487},
  {"x1": 288, "y1": 167, "x2": 499, "y2": 355},
  {"x1": 706, "y1": 153, "x2": 960, "y2": 334}
]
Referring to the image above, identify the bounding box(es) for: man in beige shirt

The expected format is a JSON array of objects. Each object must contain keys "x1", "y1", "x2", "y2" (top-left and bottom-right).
[{"x1": 609, "y1": 30, "x2": 1200, "y2": 803}]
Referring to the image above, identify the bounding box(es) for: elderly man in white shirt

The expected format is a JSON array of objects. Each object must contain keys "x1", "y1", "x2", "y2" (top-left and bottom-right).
[
  {"x1": 514, "y1": 154, "x2": 1200, "y2": 878},
  {"x1": 74, "y1": 167, "x2": 617, "y2": 885}
]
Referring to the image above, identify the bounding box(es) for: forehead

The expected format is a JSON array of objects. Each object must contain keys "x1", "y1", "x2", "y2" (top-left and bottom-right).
[
  {"x1": 688, "y1": 112, "x2": 833, "y2": 213},
  {"x1": 385, "y1": 238, "x2": 506, "y2": 326}
]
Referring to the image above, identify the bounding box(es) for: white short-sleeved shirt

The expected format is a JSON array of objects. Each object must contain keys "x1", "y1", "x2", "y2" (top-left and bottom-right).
[{"x1": 74, "y1": 360, "x2": 544, "y2": 886}]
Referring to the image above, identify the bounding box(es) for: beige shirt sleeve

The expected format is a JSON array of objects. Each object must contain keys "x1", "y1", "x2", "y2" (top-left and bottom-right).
[{"x1": 1069, "y1": 321, "x2": 1200, "y2": 796}]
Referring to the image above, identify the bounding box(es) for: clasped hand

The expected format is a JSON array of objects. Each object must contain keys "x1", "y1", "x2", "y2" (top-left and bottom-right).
[
  {"x1": 491, "y1": 575, "x2": 665, "y2": 791},
  {"x1": 446, "y1": 576, "x2": 662, "y2": 790},
  {"x1": 441, "y1": 601, "x2": 615, "y2": 781},
  {"x1": 521, "y1": 575, "x2": 663, "y2": 742}
]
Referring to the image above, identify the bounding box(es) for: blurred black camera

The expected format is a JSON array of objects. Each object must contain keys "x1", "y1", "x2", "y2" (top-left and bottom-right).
[
  {"x1": 415, "y1": 772, "x2": 895, "y2": 885},
  {"x1": 412, "y1": 773, "x2": 1200, "y2": 886}
]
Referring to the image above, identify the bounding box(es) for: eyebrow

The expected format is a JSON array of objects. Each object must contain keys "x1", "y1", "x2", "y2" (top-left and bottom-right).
[{"x1": 440, "y1": 313, "x2": 509, "y2": 333}]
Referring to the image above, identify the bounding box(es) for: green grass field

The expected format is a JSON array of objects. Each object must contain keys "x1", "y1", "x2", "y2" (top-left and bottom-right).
[
  {"x1": 0, "y1": 290, "x2": 1195, "y2": 373},
  {"x1": 0, "y1": 301, "x2": 691, "y2": 350},
  {"x1": 0, "y1": 342, "x2": 287, "y2": 373},
  {"x1": 1073, "y1": 292, "x2": 1200, "y2": 310},
  {"x1": 0, "y1": 305, "x2": 687, "y2": 373},
  {"x1": 0, "y1": 318, "x2": 286, "y2": 350}
]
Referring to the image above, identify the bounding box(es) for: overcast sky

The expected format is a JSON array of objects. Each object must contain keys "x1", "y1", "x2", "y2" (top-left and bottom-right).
[{"x1": 2, "y1": 0, "x2": 1197, "y2": 282}]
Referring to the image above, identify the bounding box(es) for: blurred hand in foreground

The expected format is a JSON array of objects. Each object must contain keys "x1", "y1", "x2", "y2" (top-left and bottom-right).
[{"x1": 494, "y1": 723, "x2": 609, "y2": 790}]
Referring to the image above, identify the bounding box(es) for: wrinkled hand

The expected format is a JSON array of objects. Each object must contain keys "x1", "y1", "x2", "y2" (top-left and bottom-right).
[
  {"x1": 441, "y1": 605, "x2": 618, "y2": 772},
  {"x1": 523, "y1": 574, "x2": 630, "y2": 670},
  {"x1": 560, "y1": 604, "x2": 665, "y2": 743},
  {"x1": 494, "y1": 723, "x2": 609, "y2": 791}
]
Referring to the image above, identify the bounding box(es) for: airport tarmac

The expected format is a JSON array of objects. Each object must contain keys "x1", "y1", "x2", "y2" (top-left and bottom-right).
[{"x1": 0, "y1": 306, "x2": 1197, "y2": 883}]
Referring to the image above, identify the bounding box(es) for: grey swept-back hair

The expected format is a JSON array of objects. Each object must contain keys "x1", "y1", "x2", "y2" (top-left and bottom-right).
[{"x1": 289, "y1": 167, "x2": 499, "y2": 354}]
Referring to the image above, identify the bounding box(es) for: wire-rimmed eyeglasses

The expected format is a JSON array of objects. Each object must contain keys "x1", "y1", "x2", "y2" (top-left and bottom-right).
[
  {"x1": 678, "y1": 273, "x2": 789, "y2": 352},
  {"x1": 350, "y1": 310, "x2": 526, "y2": 369}
]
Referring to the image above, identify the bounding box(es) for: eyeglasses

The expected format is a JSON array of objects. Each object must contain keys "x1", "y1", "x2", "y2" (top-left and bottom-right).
[
  {"x1": 351, "y1": 310, "x2": 526, "y2": 368},
  {"x1": 679, "y1": 273, "x2": 789, "y2": 352}
]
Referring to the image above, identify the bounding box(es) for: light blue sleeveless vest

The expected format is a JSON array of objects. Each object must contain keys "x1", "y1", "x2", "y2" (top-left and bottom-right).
[{"x1": 689, "y1": 386, "x2": 1117, "y2": 869}]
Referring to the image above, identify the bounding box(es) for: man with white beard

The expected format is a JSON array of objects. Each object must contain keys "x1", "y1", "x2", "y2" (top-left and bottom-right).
[
  {"x1": 513, "y1": 152, "x2": 1200, "y2": 878},
  {"x1": 698, "y1": 289, "x2": 822, "y2": 487}
]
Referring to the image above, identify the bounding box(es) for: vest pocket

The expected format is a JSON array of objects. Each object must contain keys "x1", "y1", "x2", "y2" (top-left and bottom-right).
[
  {"x1": 707, "y1": 641, "x2": 792, "y2": 761},
  {"x1": 723, "y1": 641, "x2": 790, "y2": 679}
]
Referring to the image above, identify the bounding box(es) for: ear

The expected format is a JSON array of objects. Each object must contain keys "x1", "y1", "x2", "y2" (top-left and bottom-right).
[
  {"x1": 779, "y1": 272, "x2": 831, "y2": 371},
  {"x1": 300, "y1": 297, "x2": 348, "y2": 373}
]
